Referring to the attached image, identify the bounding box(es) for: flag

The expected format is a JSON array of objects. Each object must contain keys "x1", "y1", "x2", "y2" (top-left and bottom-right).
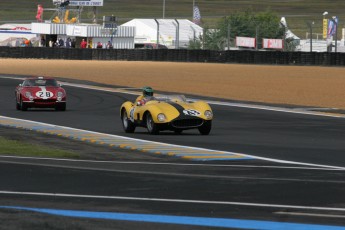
[
  {"x1": 327, "y1": 16, "x2": 338, "y2": 38},
  {"x1": 36, "y1": 4, "x2": 43, "y2": 22},
  {"x1": 193, "y1": 6, "x2": 201, "y2": 24}
]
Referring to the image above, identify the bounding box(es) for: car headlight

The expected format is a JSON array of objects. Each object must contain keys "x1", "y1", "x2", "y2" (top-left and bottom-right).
[
  {"x1": 204, "y1": 110, "x2": 213, "y2": 119},
  {"x1": 25, "y1": 92, "x2": 34, "y2": 101},
  {"x1": 57, "y1": 91, "x2": 64, "y2": 97},
  {"x1": 25, "y1": 92, "x2": 32, "y2": 98},
  {"x1": 157, "y1": 113, "x2": 166, "y2": 122}
]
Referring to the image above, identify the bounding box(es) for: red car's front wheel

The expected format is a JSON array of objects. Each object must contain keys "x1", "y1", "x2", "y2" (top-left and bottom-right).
[{"x1": 20, "y1": 97, "x2": 27, "y2": 111}]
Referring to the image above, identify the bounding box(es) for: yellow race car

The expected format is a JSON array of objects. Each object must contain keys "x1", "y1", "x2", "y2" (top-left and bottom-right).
[{"x1": 120, "y1": 95, "x2": 213, "y2": 135}]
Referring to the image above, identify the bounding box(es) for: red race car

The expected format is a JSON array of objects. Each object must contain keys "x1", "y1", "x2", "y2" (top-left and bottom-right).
[{"x1": 15, "y1": 76, "x2": 66, "y2": 111}]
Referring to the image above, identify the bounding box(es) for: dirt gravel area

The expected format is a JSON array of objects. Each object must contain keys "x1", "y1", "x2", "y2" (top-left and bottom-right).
[{"x1": 1, "y1": 58, "x2": 345, "y2": 109}]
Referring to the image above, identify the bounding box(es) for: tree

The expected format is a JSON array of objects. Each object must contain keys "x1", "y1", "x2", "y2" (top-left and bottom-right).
[
  {"x1": 203, "y1": 28, "x2": 227, "y2": 50},
  {"x1": 188, "y1": 37, "x2": 202, "y2": 50}
]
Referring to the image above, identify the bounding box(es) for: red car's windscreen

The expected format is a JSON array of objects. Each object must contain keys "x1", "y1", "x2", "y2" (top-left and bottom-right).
[{"x1": 23, "y1": 79, "x2": 58, "y2": 87}]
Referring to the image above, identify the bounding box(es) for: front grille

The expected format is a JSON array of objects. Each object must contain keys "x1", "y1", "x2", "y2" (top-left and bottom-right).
[
  {"x1": 34, "y1": 99, "x2": 56, "y2": 104},
  {"x1": 172, "y1": 118, "x2": 203, "y2": 128},
  {"x1": 34, "y1": 99, "x2": 56, "y2": 106}
]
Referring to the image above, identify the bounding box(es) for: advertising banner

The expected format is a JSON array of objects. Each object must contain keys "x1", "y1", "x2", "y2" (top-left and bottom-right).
[
  {"x1": 262, "y1": 39, "x2": 283, "y2": 49},
  {"x1": 323, "y1": 19, "x2": 328, "y2": 39},
  {"x1": 69, "y1": 0, "x2": 103, "y2": 6},
  {"x1": 236, "y1": 37, "x2": 256, "y2": 48}
]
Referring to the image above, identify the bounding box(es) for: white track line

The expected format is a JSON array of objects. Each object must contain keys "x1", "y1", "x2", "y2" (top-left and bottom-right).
[
  {"x1": 0, "y1": 155, "x2": 342, "y2": 171},
  {"x1": 1, "y1": 190, "x2": 345, "y2": 212},
  {"x1": 274, "y1": 212, "x2": 345, "y2": 219}
]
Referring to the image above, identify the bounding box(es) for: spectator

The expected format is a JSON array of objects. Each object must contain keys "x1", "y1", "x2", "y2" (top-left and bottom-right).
[
  {"x1": 15, "y1": 39, "x2": 20, "y2": 47},
  {"x1": 71, "y1": 39, "x2": 76, "y2": 48},
  {"x1": 40, "y1": 37, "x2": 46, "y2": 47},
  {"x1": 49, "y1": 39, "x2": 54, "y2": 47},
  {"x1": 58, "y1": 38, "x2": 64, "y2": 47},
  {"x1": 106, "y1": 41, "x2": 113, "y2": 49},
  {"x1": 96, "y1": 42, "x2": 103, "y2": 49},
  {"x1": 24, "y1": 39, "x2": 30, "y2": 47},
  {"x1": 80, "y1": 39, "x2": 87, "y2": 48},
  {"x1": 66, "y1": 37, "x2": 72, "y2": 48},
  {"x1": 20, "y1": 39, "x2": 26, "y2": 47}
]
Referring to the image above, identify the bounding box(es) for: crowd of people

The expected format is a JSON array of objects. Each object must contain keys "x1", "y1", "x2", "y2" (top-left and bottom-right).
[
  {"x1": 48, "y1": 37, "x2": 76, "y2": 48},
  {"x1": 44, "y1": 37, "x2": 113, "y2": 49},
  {"x1": 17, "y1": 36, "x2": 115, "y2": 49},
  {"x1": 96, "y1": 41, "x2": 113, "y2": 49}
]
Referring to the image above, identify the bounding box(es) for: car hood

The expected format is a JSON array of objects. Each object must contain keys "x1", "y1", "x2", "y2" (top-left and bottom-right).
[{"x1": 144, "y1": 100, "x2": 212, "y2": 121}]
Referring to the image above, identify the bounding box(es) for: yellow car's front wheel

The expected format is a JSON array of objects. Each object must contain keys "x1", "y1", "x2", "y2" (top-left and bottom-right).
[
  {"x1": 146, "y1": 112, "x2": 159, "y2": 135},
  {"x1": 121, "y1": 109, "x2": 135, "y2": 133},
  {"x1": 198, "y1": 120, "x2": 212, "y2": 135}
]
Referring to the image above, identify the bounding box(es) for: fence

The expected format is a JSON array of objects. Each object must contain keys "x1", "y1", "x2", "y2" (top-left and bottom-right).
[{"x1": 1, "y1": 47, "x2": 345, "y2": 66}]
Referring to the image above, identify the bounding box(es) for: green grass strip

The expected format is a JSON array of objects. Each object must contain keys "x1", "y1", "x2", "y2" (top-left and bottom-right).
[{"x1": 0, "y1": 137, "x2": 80, "y2": 158}]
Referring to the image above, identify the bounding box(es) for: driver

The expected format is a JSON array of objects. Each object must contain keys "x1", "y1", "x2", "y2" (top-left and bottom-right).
[{"x1": 136, "y1": 86, "x2": 154, "y2": 105}]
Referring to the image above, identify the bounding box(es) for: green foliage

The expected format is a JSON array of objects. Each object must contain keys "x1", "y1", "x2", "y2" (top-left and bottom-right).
[
  {"x1": 203, "y1": 28, "x2": 226, "y2": 50},
  {"x1": 188, "y1": 38, "x2": 202, "y2": 50},
  {"x1": 285, "y1": 37, "x2": 298, "y2": 51}
]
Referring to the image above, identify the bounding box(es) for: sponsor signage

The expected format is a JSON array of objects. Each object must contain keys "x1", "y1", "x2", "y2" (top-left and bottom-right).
[
  {"x1": 262, "y1": 38, "x2": 283, "y2": 49},
  {"x1": 67, "y1": 25, "x2": 87, "y2": 36},
  {"x1": 103, "y1": 16, "x2": 117, "y2": 22},
  {"x1": 103, "y1": 23, "x2": 117, "y2": 29},
  {"x1": 236, "y1": 36, "x2": 256, "y2": 48},
  {"x1": 69, "y1": 0, "x2": 103, "y2": 6},
  {"x1": 103, "y1": 16, "x2": 117, "y2": 28},
  {"x1": 323, "y1": 19, "x2": 328, "y2": 39}
]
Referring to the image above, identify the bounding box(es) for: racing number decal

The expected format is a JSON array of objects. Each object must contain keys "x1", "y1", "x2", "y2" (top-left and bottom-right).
[
  {"x1": 183, "y1": 109, "x2": 201, "y2": 116},
  {"x1": 36, "y1": 91, "x2": 54, "y2": 99}
]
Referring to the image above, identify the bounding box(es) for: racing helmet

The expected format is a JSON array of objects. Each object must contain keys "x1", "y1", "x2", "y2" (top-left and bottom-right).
[{"x1": 142, "y1": 86, "x2": 154, "y2": 97}]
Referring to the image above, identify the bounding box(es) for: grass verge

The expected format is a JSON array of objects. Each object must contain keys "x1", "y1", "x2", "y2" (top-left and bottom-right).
[{"x1": 0, "y1": 136, "x2": 80, "y2": 158}]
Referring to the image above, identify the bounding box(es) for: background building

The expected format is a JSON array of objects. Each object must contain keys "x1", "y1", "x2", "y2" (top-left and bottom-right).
[{"x1": 121, "y1": 19, "x2": 203, "y2": 49}]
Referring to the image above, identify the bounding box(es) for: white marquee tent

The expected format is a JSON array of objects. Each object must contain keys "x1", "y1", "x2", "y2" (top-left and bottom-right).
[
  {"x1": 121, "y1": 19, "x2": 203, "y2": 48},
  {"x1": 0, "y1": 24, "x2": 38, "y2": 47}
]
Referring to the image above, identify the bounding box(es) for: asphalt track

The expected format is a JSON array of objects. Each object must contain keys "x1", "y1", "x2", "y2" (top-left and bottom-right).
[{"x1": 0, "y1": 76, "x2": 345, "y2": 229}]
